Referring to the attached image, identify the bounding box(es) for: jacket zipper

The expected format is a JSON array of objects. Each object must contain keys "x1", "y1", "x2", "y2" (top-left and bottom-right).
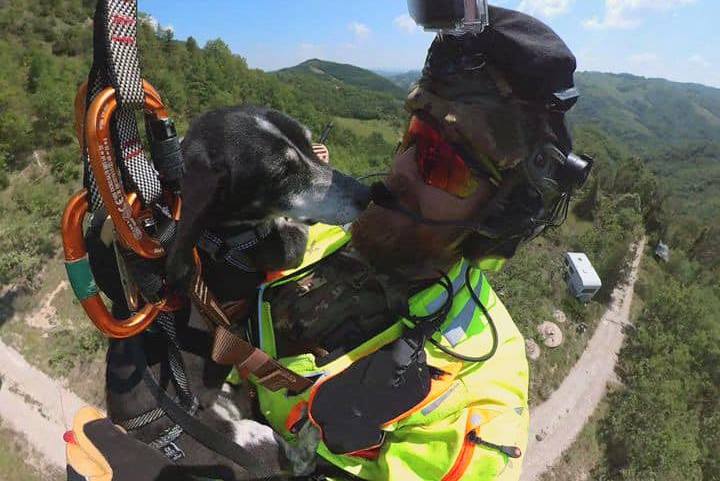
[{"x1": 442, "y1": 430, "x2": 523, "y2": 481}]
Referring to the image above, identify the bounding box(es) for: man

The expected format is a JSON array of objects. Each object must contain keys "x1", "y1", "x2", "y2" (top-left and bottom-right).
[
  {"x1": 67, "y1": 5, "x2": 590, "y2": 481},
  {"x1": 246, "y1": 7, "x2": 588, "y2": 481}
]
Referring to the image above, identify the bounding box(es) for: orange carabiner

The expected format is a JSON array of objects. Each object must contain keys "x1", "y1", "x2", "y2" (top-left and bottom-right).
[
  {"x1": 61, "y1": 190, "x2": 162, "y2": 339},
  {"x1": 74, "y1": 82, "x2": 88, "y2": 148},
  {"x1": 84, "y1": 80, "x2": 178, "y2": 259}
]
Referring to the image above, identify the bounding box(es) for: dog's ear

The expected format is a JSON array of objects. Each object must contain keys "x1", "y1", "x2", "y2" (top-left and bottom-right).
[
  {"x1": 263, "y1": 109, "x2": 314, "y2": 150},
  {"x1": 166, "y1": 152, "x2": 226, "y2": 290}
]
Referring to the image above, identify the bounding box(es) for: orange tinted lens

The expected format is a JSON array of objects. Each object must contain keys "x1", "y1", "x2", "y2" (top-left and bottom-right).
[{"x1": 408, "y1": 117, "x2": 477, "y2": 198}]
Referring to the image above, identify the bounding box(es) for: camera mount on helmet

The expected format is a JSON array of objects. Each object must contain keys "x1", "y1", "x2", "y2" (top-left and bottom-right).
[{"x1": 408, "y1": 0, "x2": 490, "y2": 35}]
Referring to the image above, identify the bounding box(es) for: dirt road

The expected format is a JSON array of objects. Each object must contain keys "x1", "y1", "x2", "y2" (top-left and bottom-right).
[
  {"x1": 0, "y1": 340, "x2": 88, "y2": 469},
  {"x1": 521, "y1": 237, "x2": 647, "y2": 481},
  {"x1": 0, "y1": 237, "x2": 646, "y2": 476}
]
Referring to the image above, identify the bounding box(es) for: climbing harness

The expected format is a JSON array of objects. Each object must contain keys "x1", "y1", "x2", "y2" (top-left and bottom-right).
[
  {"x1": 63, "y1": 0, "x2": 311, "y2": 393},
  {"x1": 61, "y1": 0, "x2": 312, "y2": 474}
]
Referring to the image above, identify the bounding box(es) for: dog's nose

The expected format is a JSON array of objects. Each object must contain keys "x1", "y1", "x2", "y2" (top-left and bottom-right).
[{"x1": 285, "y1": 169, "x2": 371, "y2": 226}]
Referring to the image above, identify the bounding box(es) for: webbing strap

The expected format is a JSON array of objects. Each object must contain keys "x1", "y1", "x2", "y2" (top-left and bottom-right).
[
  {"x1": 83, "y1": 0, "x2": 161, "y2": 211},
  {"x1": 128, "y1": 335, "x2": 272, "y2": 480},
  {"x1": 191, "y1": 276, "x2": 313, "y2": 394},
  {"x1": 101, "y1": 0, "x2": 144, "y2": 105}
]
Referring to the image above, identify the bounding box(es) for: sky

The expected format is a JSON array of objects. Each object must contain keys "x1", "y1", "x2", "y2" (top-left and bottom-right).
[{"x1": 138, "y1": 0, "x2": 720, "y2": 89}]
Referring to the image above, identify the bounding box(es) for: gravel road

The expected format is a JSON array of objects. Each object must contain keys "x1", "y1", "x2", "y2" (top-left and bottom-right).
[
  {"x1": 521, "y1": 237, "x2": 646, "y2": 481},
  {"x1": 0, "y1": 340, "x2": 88, "y2": 469}
]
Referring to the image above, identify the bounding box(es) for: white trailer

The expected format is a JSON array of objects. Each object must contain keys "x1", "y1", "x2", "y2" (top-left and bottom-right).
[{"x1": 564, "y1": 252, "x2": 602, "y2": 303}]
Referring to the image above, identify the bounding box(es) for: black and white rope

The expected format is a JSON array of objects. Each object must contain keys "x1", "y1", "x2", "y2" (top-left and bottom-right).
[
  {"x1": 83, "y1": 0, "x2": 162, "y2": 211},
  {"x1": 119, "y1": 406, "x2": 166, "y2": 432}
]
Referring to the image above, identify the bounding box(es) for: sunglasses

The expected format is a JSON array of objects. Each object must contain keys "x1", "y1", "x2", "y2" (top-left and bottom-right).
[{"x1": 403, "y1": 116, "x2": 482, "y2": 199}]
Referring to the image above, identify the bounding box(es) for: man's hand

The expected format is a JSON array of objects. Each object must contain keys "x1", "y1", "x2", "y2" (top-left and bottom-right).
[
  {"x1": 66, "y1": 407, "x2": 192, "y2": 481},
  {"x1": 312, "y1": 143, "x2": 330, "y2": 164}
]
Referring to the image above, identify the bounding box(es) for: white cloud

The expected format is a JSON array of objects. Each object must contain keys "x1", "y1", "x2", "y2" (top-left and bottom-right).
[
  {"x1": 689, "y1": 54, "x2": 711, "y2": 69},
  {"x1": 348, "y1": 22, "x2": 371, "y2": 40},
  {"x1": 584, "y1": 0, "x2": 697, "y2": 30},
  {"x1": 517, "y1": 0, "x2": 574, "y2": 18},
  {"x1": 394, "y1": 14, "x2": 420, "y2": 34},
  {"x1": 140, "y1": 14, "x2": 174, "y2": 34}
]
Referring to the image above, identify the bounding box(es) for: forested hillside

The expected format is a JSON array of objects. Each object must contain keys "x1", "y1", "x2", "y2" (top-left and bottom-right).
[
  {"x1": 572, "y1": 72, "x2": 720, "y2": 148},
  {"x1": 0, "y1": 1, "x2": 718, "y2": 480},
  {"x1": 274, "y1": 59, "x2": 405, "y2": 121},
  {"x1": 279, "y1": 59, "x2": 406, "y2": 98},
  {"x1": 385, "y1": 69, "x2": 422, "y2": 91}
]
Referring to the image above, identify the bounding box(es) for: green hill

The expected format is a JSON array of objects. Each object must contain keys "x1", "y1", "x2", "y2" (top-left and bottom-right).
[
  {"x1": 278, "y1": 59, "x2": 406, "y2": 98},
  {"x1": 384, "y1": 70, "x2": 422, "y2": 91},
  {"x1": 571, "y1": 72, "x2": 720, "y2": 149},
  {"x1": 273, "y1": 60, "x2": 405, "y2": 121}
]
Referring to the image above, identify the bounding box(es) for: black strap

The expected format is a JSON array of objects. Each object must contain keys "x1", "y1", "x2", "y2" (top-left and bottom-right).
[
  {"x1": 198, "y1": 222, "x2": 274, "y2": 273},
  {"x1": 128, "y1": 336, "x2": 273, "y2": 480}
]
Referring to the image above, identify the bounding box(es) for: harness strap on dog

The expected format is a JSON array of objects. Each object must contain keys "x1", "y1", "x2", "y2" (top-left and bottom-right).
[
  {"x1": 190, "y1": 277, "x2": 313, "y2": 394},
  {"x1": 83, "y1": 0, "x2": 161, "y2": 211},
  {"x1": 115, "y1": 314, "x2": 199, "y2": 458},
  {"x1": 127, "y1": 337, "x2": 273, "y2": 480},
  {"x1": 198, "y1": 222, "x2": 273, "y2": 273}
]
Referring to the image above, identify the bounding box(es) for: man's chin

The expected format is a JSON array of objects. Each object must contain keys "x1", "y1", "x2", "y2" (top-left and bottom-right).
[{"x1": 350, "y1": 204, "x2": 460, "y2": 276}]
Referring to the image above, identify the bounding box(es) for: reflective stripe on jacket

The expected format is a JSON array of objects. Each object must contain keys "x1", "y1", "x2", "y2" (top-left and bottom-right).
[{"x1": 249, "y1": 224, "x2": 529, "y2": 481}]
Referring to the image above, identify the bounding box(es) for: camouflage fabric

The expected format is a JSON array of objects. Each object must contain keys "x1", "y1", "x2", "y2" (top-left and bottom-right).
[
  {"x1": 404, "y1": 79, "x2": 554, "y2": 179},
  {"x1": 265, "y1": 247, "x2": 412, "y2": 362}
]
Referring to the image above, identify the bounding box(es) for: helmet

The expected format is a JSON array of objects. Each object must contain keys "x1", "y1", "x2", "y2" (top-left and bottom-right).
[{"x1": 396, "y1": 6, "x2": 593, "y2": 259}]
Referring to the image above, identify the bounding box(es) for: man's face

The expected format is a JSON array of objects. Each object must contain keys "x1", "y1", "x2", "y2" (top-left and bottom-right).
[{"x1": 351, "y1": 145, "x2": 495, "y2": 277}]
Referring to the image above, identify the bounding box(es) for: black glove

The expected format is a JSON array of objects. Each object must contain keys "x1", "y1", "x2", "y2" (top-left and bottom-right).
[{"x1": 66, "y1": 407, "x2": 195, "y2": 481}]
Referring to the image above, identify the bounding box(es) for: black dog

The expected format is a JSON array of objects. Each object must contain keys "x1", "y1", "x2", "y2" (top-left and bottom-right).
[
  {"x1": 99, "y1": 106, "x2": 371, "y2": 480},
  {"x1": 89, "y1": 214, "x2": 305, "y2": 480},
  {"x1": 167, "y1": 105, "x2": 371, "y2": 287}
]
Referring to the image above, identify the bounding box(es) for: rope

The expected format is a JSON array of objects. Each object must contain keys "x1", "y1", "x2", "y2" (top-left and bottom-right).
[{"x1": 84, "y1": 0, "x2": 161, "y2": 210}]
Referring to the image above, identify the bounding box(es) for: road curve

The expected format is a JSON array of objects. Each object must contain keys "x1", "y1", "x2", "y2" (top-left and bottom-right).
[
  {"x1": 0, "y1": 340, "x2": 88, "y2": 469},
  {"x1": 521, "y1": 237, "x2": 647, "y2": 481},
  {"x1": 0, "y1": 238, "x2": 646, "y2": 476}
]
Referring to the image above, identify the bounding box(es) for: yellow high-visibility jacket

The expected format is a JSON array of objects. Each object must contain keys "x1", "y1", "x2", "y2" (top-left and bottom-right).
[{"x1": 249, "y1": 224, "x2": 530, "y2": 481}]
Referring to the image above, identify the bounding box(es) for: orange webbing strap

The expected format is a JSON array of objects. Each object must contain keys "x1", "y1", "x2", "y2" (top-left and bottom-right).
[{"x1": 189, "y1": 273, "x2": 313, "y2": 394}]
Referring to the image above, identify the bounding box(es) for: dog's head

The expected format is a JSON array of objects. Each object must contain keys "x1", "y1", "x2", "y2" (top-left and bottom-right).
[
  {"x1": 167, "y1": 107, "x2": 371, "y2": 289},
  {"x1": 244, "y1": 109, "x2": 371, "y2": 226}
]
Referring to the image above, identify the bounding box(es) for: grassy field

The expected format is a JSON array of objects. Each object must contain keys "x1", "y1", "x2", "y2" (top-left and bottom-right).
[
  {"x1": 0, "y1": 421, "x2": 63, "y2": 481},
  {"x1": 0, "y1": 255, "x2": 107, "y2": 407},
  {"x1": 332, "y1": 116, "x2": 403, "y2": 145}
]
